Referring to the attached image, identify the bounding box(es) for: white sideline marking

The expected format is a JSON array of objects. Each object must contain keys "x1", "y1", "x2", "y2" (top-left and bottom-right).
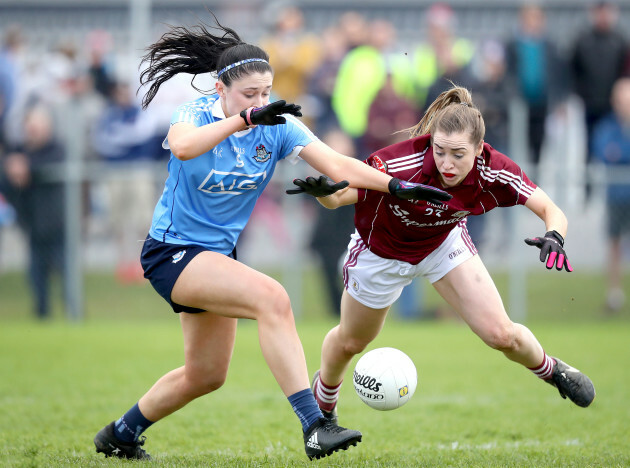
[{"x1": 437, "y1": 439, "x2": 581, "y2": 450}]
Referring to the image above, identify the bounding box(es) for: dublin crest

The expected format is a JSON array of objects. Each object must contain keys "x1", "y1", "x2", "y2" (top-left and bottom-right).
[{"x1": 254, "y1": 144, "x2": 271, "y2": 163}]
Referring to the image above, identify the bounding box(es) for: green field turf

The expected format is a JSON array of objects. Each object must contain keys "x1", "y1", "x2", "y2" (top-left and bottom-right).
[{"x1": 1, "y1": 269, "x2": 629, "y2": 467}]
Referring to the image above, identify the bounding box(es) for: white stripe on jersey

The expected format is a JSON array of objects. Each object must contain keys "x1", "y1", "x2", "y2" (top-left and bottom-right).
[
  {"x1": 180, "y1": 100, "x2": 216, "y2": 112},
  {"x1": 386, "y1": 148, "x2": 429, "y2": 173},
  {"x1": 477, "y1": 162, "x2": 532, "y2": 190},
  {"x1": 390, "y1": 162, "x2": 423, "y2": 173},
  {"x1": 387, "y1": 148, "x2": 429, "y2": 172},
  {"x1": 172, "y1": 111, "x2": 198, "y2": 125},
  {"x1": 172, "y1": 100, "x2": 215, "y2": 125},
  {"x1": 387, "y1": 150, "x2": 427, "y2": 167},
  {"x1": 477, "y1": 162, "x2": 535, "y2": 197}
]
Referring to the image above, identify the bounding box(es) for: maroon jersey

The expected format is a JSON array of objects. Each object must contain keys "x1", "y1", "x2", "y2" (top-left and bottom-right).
[{"x1": 354, "y1": 134, "x2": 537, "y2": 264}]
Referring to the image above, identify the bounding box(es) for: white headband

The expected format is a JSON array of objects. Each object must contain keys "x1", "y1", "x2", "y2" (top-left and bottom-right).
[{"x1": 217, "y1": 58, "x2": 269, "y2": 78}]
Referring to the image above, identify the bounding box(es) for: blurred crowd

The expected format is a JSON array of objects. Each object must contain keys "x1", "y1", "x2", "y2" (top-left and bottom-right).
[{"x1": 0, "y1": 1, "x2": 629, "y2": 319}]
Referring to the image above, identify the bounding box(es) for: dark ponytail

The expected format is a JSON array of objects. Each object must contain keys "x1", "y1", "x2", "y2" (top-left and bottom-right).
[{"x1": 139, "y1": 11, "x2": 272, "y2": 109}]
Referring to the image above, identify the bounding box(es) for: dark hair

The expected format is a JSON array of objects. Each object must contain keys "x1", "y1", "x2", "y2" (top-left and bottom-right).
[
  {"x1": 408, "y1": 84, "x2": 485, "y2": 146},
  {"x1": 138, "y1": 11, "x2": 272, "y2": 109}
]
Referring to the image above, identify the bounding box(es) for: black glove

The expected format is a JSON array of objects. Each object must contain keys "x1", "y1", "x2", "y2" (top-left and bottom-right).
[
  {"x1": 286, "y1": 175, "x2": 350, "y2": 197},
  {"x1": 524, "y1": 230, "x2": 573, "y2": 272},
  {"x1": 388, "y1": 177, "x2": 452, "y2": 204},
  {"x1": 240, "y1": 100, "x2": 302, "y2": 126}
]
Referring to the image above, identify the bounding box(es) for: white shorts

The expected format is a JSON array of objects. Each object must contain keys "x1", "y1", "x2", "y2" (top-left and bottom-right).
[{"x1": 342, "y1": 223, "x2": 477, "y2": 309}]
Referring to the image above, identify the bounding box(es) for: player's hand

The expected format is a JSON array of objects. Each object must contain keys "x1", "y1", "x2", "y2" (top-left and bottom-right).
[
  {"x1": 524, "y1": 230, "x2": 573, "y2": 272},
  {"x1": 240, "y1": 100, "x2": 302, "y2": 126},
  {"x1": 388, "y1": 177, "x2": 452, "y2": 204},
  {"x1": 286, "y1": 175, "x2": 350, "y2": 197}
]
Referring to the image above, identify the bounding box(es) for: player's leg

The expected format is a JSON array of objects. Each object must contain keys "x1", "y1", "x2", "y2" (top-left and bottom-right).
[
  {"x1": 313, "y1": 232, "x2": 406, "y2": 420},
  {"x1": 96, "y1": 251, "x2": 361, "y2": 459},
  {"x1": 171, "y1": 251, "x2": 362, "y2": 459},
  {"x1": 138, "y1": 311, "x2": 238, "y2": 421},
  {"x1": 433, "y1": 254, "x2": 543, "y2": 367},
  {"x1": 172, "y1": 251, "x2": 311, "y2": 396},
  {"x1": 94, "y1": 312, "x2": 237, "y2": 460},
  {"x1": 432, "y1": 254, "x2": 594, "y2": 407},
  {"x1": 313, "y1": 291, "x2": 389, "y2": 422},
  {"x1": 321, "y1": 291, "x2": 390, "y2": 385}
]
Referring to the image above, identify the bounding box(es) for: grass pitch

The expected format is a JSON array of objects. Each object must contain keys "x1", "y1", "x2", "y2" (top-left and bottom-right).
[{"x1": 1, "y1": 270, "x2": 629, "y2": 467}]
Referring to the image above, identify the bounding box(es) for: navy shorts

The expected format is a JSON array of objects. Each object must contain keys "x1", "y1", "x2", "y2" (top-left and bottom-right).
[{"x1": 140, "y1": 235, "x2": 236, "y2": 313}]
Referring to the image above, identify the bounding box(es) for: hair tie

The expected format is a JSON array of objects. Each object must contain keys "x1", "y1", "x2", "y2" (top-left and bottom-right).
[
  {"x1": 217, "y1": 58, "x2": 269, "y2": 78},
  {"x1": 460, "y1": 102, "x2": 472, "y2": 108}
]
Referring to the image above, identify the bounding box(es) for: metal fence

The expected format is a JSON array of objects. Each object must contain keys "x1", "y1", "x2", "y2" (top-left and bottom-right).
[{"x1": 1, "y1": 95, "x2": 628, "y2": 320}]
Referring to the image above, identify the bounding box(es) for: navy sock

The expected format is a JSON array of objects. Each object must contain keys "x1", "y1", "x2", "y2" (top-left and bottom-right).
[
  {"x1": 288, "y1": 388, "x2": 324, "y2": 432},
  {"x1": 114, "y1": 403, "x2": 154, "y2": 443}
]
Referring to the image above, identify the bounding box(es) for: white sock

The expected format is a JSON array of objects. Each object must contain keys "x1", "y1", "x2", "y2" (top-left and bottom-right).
[
  {"x1": 314, "y1": 374, "x2": 341, "y2": 412},
  {"x1": 528, "y1": 353, "x2": 555, "y2": 380}
]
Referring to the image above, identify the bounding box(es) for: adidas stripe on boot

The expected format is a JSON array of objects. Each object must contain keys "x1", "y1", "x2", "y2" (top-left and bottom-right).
[
  {"x1": 303, "y1": 418, "x2": 362, "y2": 460},
  {"x1": 94, "y1": 421, "x2": 152, "y2": 460}
]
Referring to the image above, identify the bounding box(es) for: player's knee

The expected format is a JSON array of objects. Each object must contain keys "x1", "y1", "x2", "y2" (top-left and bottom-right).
[
  {"x1": 198, "y1": 375, "x2": 227, "y2": 395},
  {"x1": 341, "y1": 336, "x2": 371, "y2": 357},
  {"x1": 482, "y1": 323, "x2": 516, "y2": 351},
  {"x1": 186, "y1": 370, "x2": 228, "y2": 398},
  {"x1": 255, "y1": 280, "x2": 292, "y2": 323}
]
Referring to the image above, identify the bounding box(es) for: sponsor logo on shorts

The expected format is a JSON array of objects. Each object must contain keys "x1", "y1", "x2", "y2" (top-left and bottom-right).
[
  {"x1": 448, "y1": 247, "x2": 466, "y2": 260},
  {"x1": 350, "y1": 277, "x2": 360, "y2": 292},
  {"x1": 172, "y1": 250, "x2": 187, "y2": 263},
  {"x1": 452, "y1": 210, "x2": 470, "y2": 218}
]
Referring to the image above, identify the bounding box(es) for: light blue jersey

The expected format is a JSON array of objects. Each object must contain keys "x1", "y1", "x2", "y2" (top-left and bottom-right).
[{"x1": 149, "y1": 94, "x2": 317, "y2": 254}]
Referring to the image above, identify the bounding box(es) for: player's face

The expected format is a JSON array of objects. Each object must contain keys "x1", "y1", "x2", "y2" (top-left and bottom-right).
[
  {"x1": 432, "y1": 130, "x2": 482, "y2": 188},
  {"x1": 216, "y1": 71, "x2": 273, "y2": 118}
]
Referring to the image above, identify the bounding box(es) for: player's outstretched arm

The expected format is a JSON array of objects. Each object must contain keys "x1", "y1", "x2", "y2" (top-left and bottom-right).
[
  {"x1": 167, "y1": 100, "x2": 301, "y2": 161},
  {"x1": 298, "y1": 141, "x2": 451, "y2": 203}
]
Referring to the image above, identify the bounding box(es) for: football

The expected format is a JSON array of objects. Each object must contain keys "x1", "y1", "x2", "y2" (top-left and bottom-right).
[{"x1": 353, "y1": 347, "x2": 418, "y2": 411}]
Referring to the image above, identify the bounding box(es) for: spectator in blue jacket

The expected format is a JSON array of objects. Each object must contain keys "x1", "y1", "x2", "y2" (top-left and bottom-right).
[{"x1": 592, "y1": 77, "x2": 630, "y2": 313}]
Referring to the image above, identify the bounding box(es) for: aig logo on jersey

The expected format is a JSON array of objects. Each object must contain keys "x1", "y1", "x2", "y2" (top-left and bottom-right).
[{"x1": 198, "y1": 169, "x2": 267, "y2": 195}]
